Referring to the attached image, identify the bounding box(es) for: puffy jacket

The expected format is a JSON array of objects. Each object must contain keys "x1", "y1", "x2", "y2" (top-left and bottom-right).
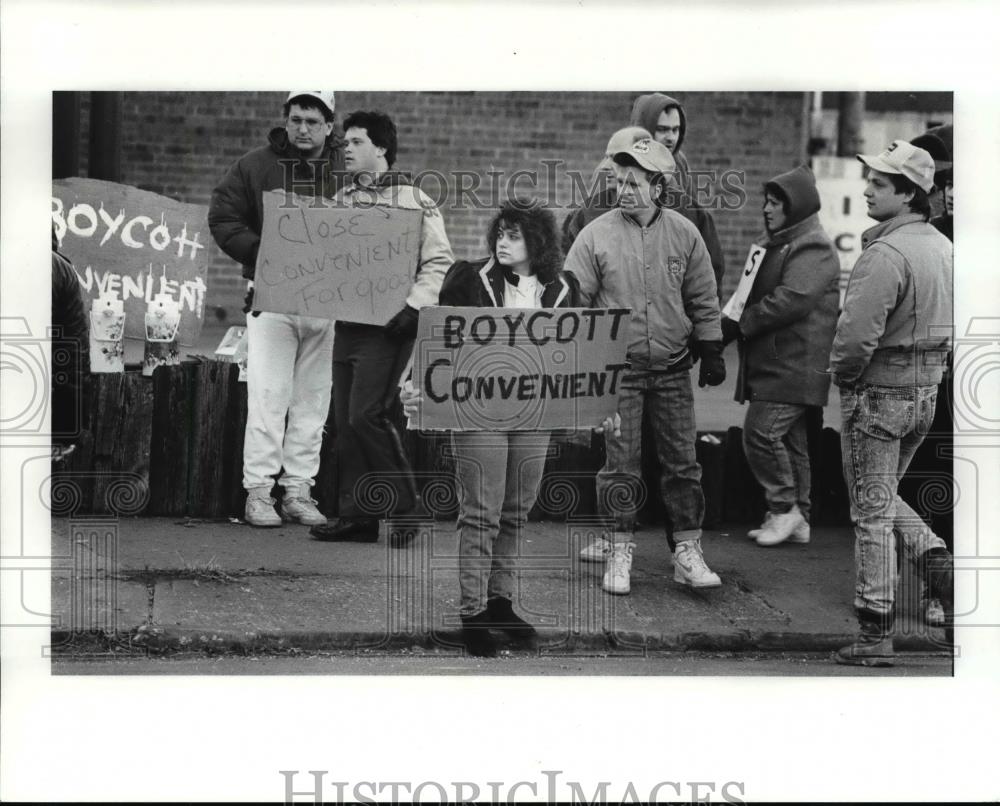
[
  {"x1": 734, "y1": 166, "x2": 840, "y2": 406},
  {"x1": 335, "y1": 174, "x2": 454, "y2": 316},
  {"x1": 208, "y1": 127, "x2": 345, "y2": 279},
  {"x1": 439, "y1": 257, "x2": 578, "y2": 309},
  {"x1": 830, "y1": 213, "x2": 953, "y2": 387},
  {"x1": 564, "y1": 207, "x2": 720, "y2": 371},
  {"x1": 561, "y1": 184, "x2": 726, "y2": 301}
]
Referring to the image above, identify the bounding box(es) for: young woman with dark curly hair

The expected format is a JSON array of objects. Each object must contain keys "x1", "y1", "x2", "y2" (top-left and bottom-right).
[{"x1": 401, "y1": 198, "x2": 618, "y2": 657}]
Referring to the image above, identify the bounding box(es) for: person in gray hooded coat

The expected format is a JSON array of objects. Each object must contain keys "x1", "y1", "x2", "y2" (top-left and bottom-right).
[{"x1": 721, "y1": 165, "x2": 840, "y2": 547}]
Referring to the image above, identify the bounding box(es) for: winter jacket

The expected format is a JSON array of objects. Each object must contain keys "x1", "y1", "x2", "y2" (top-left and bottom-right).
[
  {"x1": 629, "y1": 93, "x2": 693, "y2": 200},
  {"x1": 439, "y1": 257, "x2": 578, "y2": 309},
  {"x1": 734, "y1": 166, "x2": 840, "y2": 406},
  {"x1": 830, "y1": 213, "x2": 953, "y2": 387},
  {"x1": 561, "y1": 184, "x2": 727, "y2": 301},
  {"x1": 209, "y1": 127, "x2": 345, "y2": 279},
  {"x1": 335, "y1": 173, "x2": 454, "y2": 317},
  {"x1": 51, "y1": 249, "x2": 90, "y2": 438},
  {"x1": 564, "y1": 207, "x2": 721, "y2": 372}
]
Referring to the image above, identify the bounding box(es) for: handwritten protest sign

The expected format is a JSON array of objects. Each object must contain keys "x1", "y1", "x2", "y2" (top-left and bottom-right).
[
  {"x1": 721, "y1": 243, "x2": 767, "y2": 321},
  {"x1": 52, "y1": 178, "x2": 210, "y2": 346},
  {"x1": 411, "y1": 307, "x2": 630, "y2": 431},
  {"x1": 251, "y1": 190, "x2": 422, "y2": 325}
]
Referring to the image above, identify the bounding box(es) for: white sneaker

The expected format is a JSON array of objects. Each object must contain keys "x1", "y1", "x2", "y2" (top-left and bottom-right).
[
  {"x1": 747, "y1": 512, "x2": 773, "y2": 540},
  {"x1": 602, "y1": 543, "x2": 634, "y2": 595},
  {"x1": 755, "y1": 506, "x2": 806, "y2": 547},
  {"x1": 281, "y1": 488, "x2": 327, "y2": 526},
  {"x1": 673, "y1": 540, "x2": 722, "y2": 588},
  {"x1": 923, "y1": 597, "x2": 945, "y2": 627},
  {"x1": 788, "y1": 519, "x2": 810, "y2": 544},
  {"x1": 245, "y1": 493, "x2": 281, "y2": 527},
  {"x1": 580, "y1": 536, "x2": 612, "y2": 563}
]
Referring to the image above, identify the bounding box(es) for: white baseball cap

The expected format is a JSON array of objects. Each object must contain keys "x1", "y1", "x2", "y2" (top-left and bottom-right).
[
  {"x1": 857, "y1": 139, "x2": 936, "y2": 193},
  {"x1": 612, "y1": 137, "x2": 676, "y2": 176},
  {"x1": 286, "y1": 91, "x2": 336, "y2": 117}
]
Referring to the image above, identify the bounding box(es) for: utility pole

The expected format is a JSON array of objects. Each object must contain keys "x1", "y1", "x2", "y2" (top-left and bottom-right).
[{"x1": 837, "y1": 92, "x2": 866, "y2": 156}]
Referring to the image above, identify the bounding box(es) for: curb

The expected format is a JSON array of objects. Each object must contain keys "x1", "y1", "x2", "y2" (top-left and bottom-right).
[{"x1": 50, "y1": 626, "x2": 953, "y2": 658}]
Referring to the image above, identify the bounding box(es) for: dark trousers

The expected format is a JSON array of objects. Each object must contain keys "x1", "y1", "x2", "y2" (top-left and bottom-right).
[{"x1": 332, "y1": 323, "x2": 416, "y2": 518}]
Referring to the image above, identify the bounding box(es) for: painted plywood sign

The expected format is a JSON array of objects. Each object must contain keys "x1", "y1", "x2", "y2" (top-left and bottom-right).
[
  {"x1": 52, "y1": 178, "x2": 210, "y2": 346},
  {"x1": 251, "y1": 190, "x2": 421, "y2": 325}
]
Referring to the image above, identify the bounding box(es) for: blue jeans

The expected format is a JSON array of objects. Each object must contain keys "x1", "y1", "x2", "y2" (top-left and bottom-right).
[
  {"x1": 743, "y1": 401, "x2": 811, "y2": 519},
  {"x1": 452, "y1": 431, "x2": 552, "y2": 616},
  {"x1": 596, "y1": 369, "x2": 703, "y2": 542},
  {"x1": 840, "y1": 384, "x2": 948, "y2": 616}
]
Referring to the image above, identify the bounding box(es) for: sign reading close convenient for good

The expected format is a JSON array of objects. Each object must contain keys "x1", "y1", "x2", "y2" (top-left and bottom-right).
[
  {"x1": 411, "y1": 306, "x2": 630, "y2": 431},
  {"x1": 251, "y1": 190, "x2": 422, "y2": 326},
  {"x1": 52, "y1": 178, "x2": 210, "y2": 346}
]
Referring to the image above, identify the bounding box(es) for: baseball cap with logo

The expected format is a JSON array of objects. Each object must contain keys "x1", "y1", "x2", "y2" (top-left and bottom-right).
[
  {"x1": 594, "y1": 126, "x2": 652, "y2": 175},
  {"x1": 286, "y1": 91, "x2": 336, "y2": 117},
  {"x1": 857, "y1": 139, "x2": 936, "y2": 193},
  {"x1": 612, "y1": 137, "x2": 676, "y2": 176}
]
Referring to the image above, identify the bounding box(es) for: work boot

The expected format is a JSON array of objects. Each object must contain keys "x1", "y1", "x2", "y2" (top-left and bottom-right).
[
  {"x1": 486, "y1": 597, "x2": 538, "y2": 649},
  {"x1": 280, "y1": 486, "x2": 328, "y2": 526},
  {"x1": 580, "y1": 535, "x2": 612, "y2": 563},
  {"x1": 602, "y1": 539, "x2": 634, "y2": 595},
  {"x1": 244, "y1": 488, "x2": 281, "y2": 528},
  {"x1": 460, "y1": 609, "x2": 498, "y2": 658},
  {"x1": 309, "y1": 517, "x2": 380, "y2": 542},
  {"x1": 836, "y1": 610, "x2": 895, "y2": 667},
  {"x1": 755, "y1": 506, "x2": 807, "y2": 547},
  {"x1": 920, "y1": 547, "x2": 954, "y2": 642},
  {"x1": 673, "y1": 539, "x2": 722, "y2": 588}
]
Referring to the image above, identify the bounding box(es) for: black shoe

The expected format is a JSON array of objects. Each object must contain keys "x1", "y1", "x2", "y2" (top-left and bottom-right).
[
  {"x1": 309, "y1": 518, "x2": 380, "y2": 542},
  {"x1": 486, "y1": 597, "x2": 538, "y2": 649},
  {"x1": 459, "y1": 610, "x2": 497, "y2": 658}
]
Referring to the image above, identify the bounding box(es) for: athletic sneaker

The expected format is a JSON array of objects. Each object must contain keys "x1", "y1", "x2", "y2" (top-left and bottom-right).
[
  {"x1": 245, "y1": 492, "x2": 281, "y2": 528},
  {"x1": 602, "y1": 543, "x2": 634, "y2": 595},
  {"x1": 281, "y1": 487, "x2": 327, "y2": 526},
  {"x1": 673, "y1": 540, "x2": 722, "y2": 588},
  {"x1": 580, "y1": 535, "x2": 612, "y2": 563}
]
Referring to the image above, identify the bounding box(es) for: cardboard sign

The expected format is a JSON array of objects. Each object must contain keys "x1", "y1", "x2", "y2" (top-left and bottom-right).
[
  {"x1": 251, "y1": 190, "x2": 422, "y2": 325},
  {"x1": 813, "y1": 156, "x2": 870, "y2": 305},
  {"x1": 411, "y1": 307, "x2": 630, "y2": 431},
  {"x1": 52, "y1": 178, "x2": 210, "y2": 346},
  {"x1": 721, "y1": 243, "x2": 767, "y2": 320}
]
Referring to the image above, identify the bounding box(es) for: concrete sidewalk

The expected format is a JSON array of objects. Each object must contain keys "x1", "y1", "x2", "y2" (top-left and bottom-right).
[{"x1": 49, "y1": 516, "x2": 949, "y2": 659}]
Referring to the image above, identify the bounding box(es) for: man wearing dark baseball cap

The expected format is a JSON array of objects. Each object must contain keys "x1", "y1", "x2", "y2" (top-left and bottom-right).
[
  {"x1": 209, "y1": 92, "x2": 345, "y2": 528},
  {"x1": 829, "y1": 139, "x2": 954, "y2": 666},
  {"x1": 565, "y1": 137, "x2": 725, "y2": 595}
]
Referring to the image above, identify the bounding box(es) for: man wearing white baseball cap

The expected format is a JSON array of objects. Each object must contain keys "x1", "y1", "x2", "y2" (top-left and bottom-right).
[
  {"x1": 829, "y1": 139, "x2": 954, "y2": 666},
  {"x1": 209, "y1": 92, "x2": 345, "y2": 527},
  {"x1": 565, "y1": 137, "x2": 725, "y2": 595}
]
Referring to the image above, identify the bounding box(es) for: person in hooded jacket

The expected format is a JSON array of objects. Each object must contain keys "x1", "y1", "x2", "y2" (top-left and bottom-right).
[
  {"x1": 51, "y1": 226, "x2": 90, "y2": 456},
  {"x1": 722, "y1": 166, "x2": 840, "y2": 547},
  {"x1": 562, "y1": 96, "x2": 727, "y2": 301},
  {"x1": 209, "y1": 91, "x2": 345, "y2": 528}
]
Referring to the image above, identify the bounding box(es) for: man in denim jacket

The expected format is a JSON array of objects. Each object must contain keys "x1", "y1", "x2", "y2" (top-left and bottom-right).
[{"x1": 830, "y1": 140, "x2": 954, "y2": 666}]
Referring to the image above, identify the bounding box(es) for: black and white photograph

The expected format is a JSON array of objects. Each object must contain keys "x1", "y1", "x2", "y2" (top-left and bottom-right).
[{"x1": 2, "y1": 2, "x2": 998, "y2": 803}]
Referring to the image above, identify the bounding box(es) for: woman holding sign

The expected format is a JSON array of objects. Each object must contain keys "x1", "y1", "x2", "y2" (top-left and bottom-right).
[{"x1": 401, "y1": 198, "x2": 588, "y2": 658}]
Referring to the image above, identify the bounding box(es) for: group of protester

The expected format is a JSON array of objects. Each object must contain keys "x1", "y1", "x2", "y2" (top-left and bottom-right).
[{"x1": 196, "y1": 91, "x2": 955, "y2": 664}]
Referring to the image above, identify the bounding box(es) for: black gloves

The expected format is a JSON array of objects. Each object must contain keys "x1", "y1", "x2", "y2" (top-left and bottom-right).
[
  {"x1": 384, "y1": 305, "x2": 420, "y2": 340},
  {"x1": 697, "y1": 340, "x2": 727, "y2": 388},
  {"x1": 243, "y1": 286, "x2": 260, "y2": 318},
  {"x1": 721, "y1": 317, "x2": 743, "y2": 346}
]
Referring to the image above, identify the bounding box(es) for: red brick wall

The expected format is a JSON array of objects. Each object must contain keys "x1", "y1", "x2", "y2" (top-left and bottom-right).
[{"x1": 75, "y1": 91, "x2": 808, "y2": 319}]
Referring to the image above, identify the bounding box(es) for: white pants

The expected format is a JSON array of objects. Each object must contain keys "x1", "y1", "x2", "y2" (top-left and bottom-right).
[{"x1": 243, "y1": 312, "x2": 334, "y2": 491}]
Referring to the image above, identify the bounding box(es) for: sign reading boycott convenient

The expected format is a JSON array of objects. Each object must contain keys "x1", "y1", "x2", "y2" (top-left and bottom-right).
[
  {"x1": 252, "y1": 190, "x2": 422, "y2": 325},
  {"x1": 412, "y1": 307, "x2": 630, "y2": 431},
  {"x1": 52, "y1": 178, "x2": 210, "y2": 346}
]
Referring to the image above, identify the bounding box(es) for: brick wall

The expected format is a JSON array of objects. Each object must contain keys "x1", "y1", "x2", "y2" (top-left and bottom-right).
[{"x1": 75, "y1": 91, "x2": 808, "y2": 319}]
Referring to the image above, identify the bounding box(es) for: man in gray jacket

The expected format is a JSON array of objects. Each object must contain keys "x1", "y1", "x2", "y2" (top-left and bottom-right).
[{"x1": 830, "y1": 140, "x2": 954, "y2": 667}]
